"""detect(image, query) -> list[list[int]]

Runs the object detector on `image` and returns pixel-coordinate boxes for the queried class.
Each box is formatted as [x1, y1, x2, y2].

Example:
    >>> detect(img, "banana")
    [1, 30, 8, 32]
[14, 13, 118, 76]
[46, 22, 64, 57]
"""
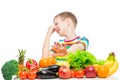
[103, 52, 115, 68]
[103, 52, 119, 76]
[108, 59, 119, 76]
[104, 60, 114, 68]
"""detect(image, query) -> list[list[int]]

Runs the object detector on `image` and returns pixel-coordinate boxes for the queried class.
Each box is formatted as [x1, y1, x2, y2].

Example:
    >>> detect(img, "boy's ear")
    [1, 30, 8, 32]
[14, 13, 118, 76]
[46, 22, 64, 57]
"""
[65, 18, 71, 26]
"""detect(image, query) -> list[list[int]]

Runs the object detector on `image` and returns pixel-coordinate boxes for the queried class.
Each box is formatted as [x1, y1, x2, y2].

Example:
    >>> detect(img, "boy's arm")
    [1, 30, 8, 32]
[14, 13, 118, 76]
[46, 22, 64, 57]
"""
[67, 43, 85, 53]
[42, 26, 55, 58]
[67, 37, 89, 53]
[51, 37, 89, 56]
[42, 34, 51, 58]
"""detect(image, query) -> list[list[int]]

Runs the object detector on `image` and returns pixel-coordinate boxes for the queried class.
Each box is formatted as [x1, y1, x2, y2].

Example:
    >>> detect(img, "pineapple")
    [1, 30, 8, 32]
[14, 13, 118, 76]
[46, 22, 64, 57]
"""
[18, 49, 26, 70]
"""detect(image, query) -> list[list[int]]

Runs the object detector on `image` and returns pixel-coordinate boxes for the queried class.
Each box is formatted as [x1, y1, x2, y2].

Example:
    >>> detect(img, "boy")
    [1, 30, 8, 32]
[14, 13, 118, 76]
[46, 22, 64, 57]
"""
[42, 11, 89, 58]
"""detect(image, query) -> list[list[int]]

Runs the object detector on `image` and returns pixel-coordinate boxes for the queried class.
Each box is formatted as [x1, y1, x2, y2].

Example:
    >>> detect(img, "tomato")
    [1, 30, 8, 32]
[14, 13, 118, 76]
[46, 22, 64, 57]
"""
[19, 70, 28, 79]
[39, 58, 50, 67]
[75, 69, 84, 78]
[71, 70, 76, 78]
[26, 58, 38, 69]
[27, 69, 37, 79]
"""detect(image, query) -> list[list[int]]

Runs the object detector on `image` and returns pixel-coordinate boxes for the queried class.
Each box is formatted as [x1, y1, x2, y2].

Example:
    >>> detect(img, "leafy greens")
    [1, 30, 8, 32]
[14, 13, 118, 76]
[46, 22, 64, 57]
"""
[67, 50, 96, 70]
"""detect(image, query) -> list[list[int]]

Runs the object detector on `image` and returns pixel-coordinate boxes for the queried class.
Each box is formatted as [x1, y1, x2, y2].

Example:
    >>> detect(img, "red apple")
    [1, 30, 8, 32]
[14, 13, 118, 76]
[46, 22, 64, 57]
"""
[84, 65, 97, 78]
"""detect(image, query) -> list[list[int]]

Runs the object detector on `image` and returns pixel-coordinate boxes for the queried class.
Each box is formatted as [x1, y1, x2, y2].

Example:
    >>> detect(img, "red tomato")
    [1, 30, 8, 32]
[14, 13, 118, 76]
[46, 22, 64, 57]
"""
[75, 69, 84, 78]
[26, 58, 38, 69]
[71, 70, 76, 78]
[27, 69, 37, 79]
[19, 70, 28, 79]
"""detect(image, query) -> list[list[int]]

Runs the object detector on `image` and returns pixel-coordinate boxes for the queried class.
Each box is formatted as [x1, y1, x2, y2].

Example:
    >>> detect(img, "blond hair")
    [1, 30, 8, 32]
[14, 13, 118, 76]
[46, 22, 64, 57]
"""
[54, 11, 77, 28]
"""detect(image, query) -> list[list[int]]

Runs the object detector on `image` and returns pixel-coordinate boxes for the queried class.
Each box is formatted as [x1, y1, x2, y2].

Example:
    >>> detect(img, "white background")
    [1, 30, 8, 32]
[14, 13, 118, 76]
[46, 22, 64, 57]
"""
[0, 0, 120, 79]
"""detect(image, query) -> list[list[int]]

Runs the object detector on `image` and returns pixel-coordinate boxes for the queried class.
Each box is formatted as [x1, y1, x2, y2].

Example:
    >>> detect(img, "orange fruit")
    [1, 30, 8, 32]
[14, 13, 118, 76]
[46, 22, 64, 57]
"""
[97, 65, 109, 78]
[39, 57, 57, 67]
[39, 58, 50, 67]
[48, 57, 57, 65]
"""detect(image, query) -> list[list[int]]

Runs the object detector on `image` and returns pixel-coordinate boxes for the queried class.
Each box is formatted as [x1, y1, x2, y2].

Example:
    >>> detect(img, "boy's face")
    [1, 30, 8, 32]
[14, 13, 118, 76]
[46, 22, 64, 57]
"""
[53, 16, 67, 36]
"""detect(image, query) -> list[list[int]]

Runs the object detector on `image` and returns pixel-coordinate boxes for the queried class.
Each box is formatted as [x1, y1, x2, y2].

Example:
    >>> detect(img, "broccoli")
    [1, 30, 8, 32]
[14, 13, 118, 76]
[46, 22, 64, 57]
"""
[1, 60, 19, 80]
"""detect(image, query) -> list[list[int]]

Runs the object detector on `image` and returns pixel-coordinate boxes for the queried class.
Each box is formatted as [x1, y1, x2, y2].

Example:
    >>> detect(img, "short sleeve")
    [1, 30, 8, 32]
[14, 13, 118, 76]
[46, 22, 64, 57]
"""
[80, 36, 89, 50]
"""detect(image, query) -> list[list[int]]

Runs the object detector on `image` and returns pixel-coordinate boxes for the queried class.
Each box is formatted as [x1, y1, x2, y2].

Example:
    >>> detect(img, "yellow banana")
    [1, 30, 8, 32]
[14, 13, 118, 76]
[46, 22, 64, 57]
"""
[108, 60, 119, 76]
[103, 52, 115, 68]
[102, 52, 119, 76]
[103, 60, 114, 68]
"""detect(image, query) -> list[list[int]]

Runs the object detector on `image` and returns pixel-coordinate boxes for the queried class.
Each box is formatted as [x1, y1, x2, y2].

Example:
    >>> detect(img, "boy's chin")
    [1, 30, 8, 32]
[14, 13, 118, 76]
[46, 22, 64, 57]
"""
[56, 31, 65, 36]
[57, 32, 64, 36]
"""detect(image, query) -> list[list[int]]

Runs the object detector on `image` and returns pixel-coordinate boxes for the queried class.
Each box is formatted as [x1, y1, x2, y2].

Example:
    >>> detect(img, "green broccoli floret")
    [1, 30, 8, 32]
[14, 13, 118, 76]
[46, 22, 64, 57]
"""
[1, 60, 19, 80]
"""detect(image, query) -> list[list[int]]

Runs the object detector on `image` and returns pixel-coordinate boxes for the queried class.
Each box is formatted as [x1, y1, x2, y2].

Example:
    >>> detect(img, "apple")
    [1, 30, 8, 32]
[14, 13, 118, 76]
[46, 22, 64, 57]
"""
[84, 65, 97, 78]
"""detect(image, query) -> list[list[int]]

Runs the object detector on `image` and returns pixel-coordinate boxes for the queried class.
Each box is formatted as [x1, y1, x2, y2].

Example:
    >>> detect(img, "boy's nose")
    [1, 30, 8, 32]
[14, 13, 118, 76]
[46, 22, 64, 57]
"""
[54, 25, 58, 29]
[55, 27, 59, 31]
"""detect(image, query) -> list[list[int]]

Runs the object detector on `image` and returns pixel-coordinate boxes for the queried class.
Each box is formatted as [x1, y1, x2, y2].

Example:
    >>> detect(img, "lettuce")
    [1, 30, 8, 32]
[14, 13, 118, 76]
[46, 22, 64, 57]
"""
[67, 50, 96, 70]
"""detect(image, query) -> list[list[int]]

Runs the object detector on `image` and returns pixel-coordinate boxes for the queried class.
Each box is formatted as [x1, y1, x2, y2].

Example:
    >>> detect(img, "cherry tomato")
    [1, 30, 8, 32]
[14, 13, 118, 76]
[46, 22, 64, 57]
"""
[71, 70, 76, 78]
[19, 70, 28, 79]
[26, 58, 38, 69]
[27, 69, 37, 79]
[75, 69, 84, 78]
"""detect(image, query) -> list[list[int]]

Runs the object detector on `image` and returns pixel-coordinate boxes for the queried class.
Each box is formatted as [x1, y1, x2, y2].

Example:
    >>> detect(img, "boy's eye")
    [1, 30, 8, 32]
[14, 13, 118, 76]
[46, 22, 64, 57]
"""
[55, 23, 58, 26]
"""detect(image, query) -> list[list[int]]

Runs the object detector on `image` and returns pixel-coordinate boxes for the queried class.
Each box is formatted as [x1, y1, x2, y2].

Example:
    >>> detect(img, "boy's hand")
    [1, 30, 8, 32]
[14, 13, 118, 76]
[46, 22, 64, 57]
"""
[51, 42, 68, 57]
[47, 25, 56, 36]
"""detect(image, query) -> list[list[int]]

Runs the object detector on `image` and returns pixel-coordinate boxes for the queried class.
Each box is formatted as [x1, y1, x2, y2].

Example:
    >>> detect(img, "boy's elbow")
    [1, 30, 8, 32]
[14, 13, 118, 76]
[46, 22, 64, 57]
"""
[68, 44, 84, 53]
[78, 43, 85, 51]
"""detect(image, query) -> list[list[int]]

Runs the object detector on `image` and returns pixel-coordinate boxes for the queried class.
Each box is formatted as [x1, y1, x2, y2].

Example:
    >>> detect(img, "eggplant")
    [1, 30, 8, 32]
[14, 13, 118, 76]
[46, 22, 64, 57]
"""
[41, 64, 61, 73]
[36, 69, 58, 79]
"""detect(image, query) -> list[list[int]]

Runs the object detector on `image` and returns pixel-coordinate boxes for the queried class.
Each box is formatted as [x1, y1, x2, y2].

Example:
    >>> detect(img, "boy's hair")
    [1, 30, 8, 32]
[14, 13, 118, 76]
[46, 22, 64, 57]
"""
[54, 11, 77, 28]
